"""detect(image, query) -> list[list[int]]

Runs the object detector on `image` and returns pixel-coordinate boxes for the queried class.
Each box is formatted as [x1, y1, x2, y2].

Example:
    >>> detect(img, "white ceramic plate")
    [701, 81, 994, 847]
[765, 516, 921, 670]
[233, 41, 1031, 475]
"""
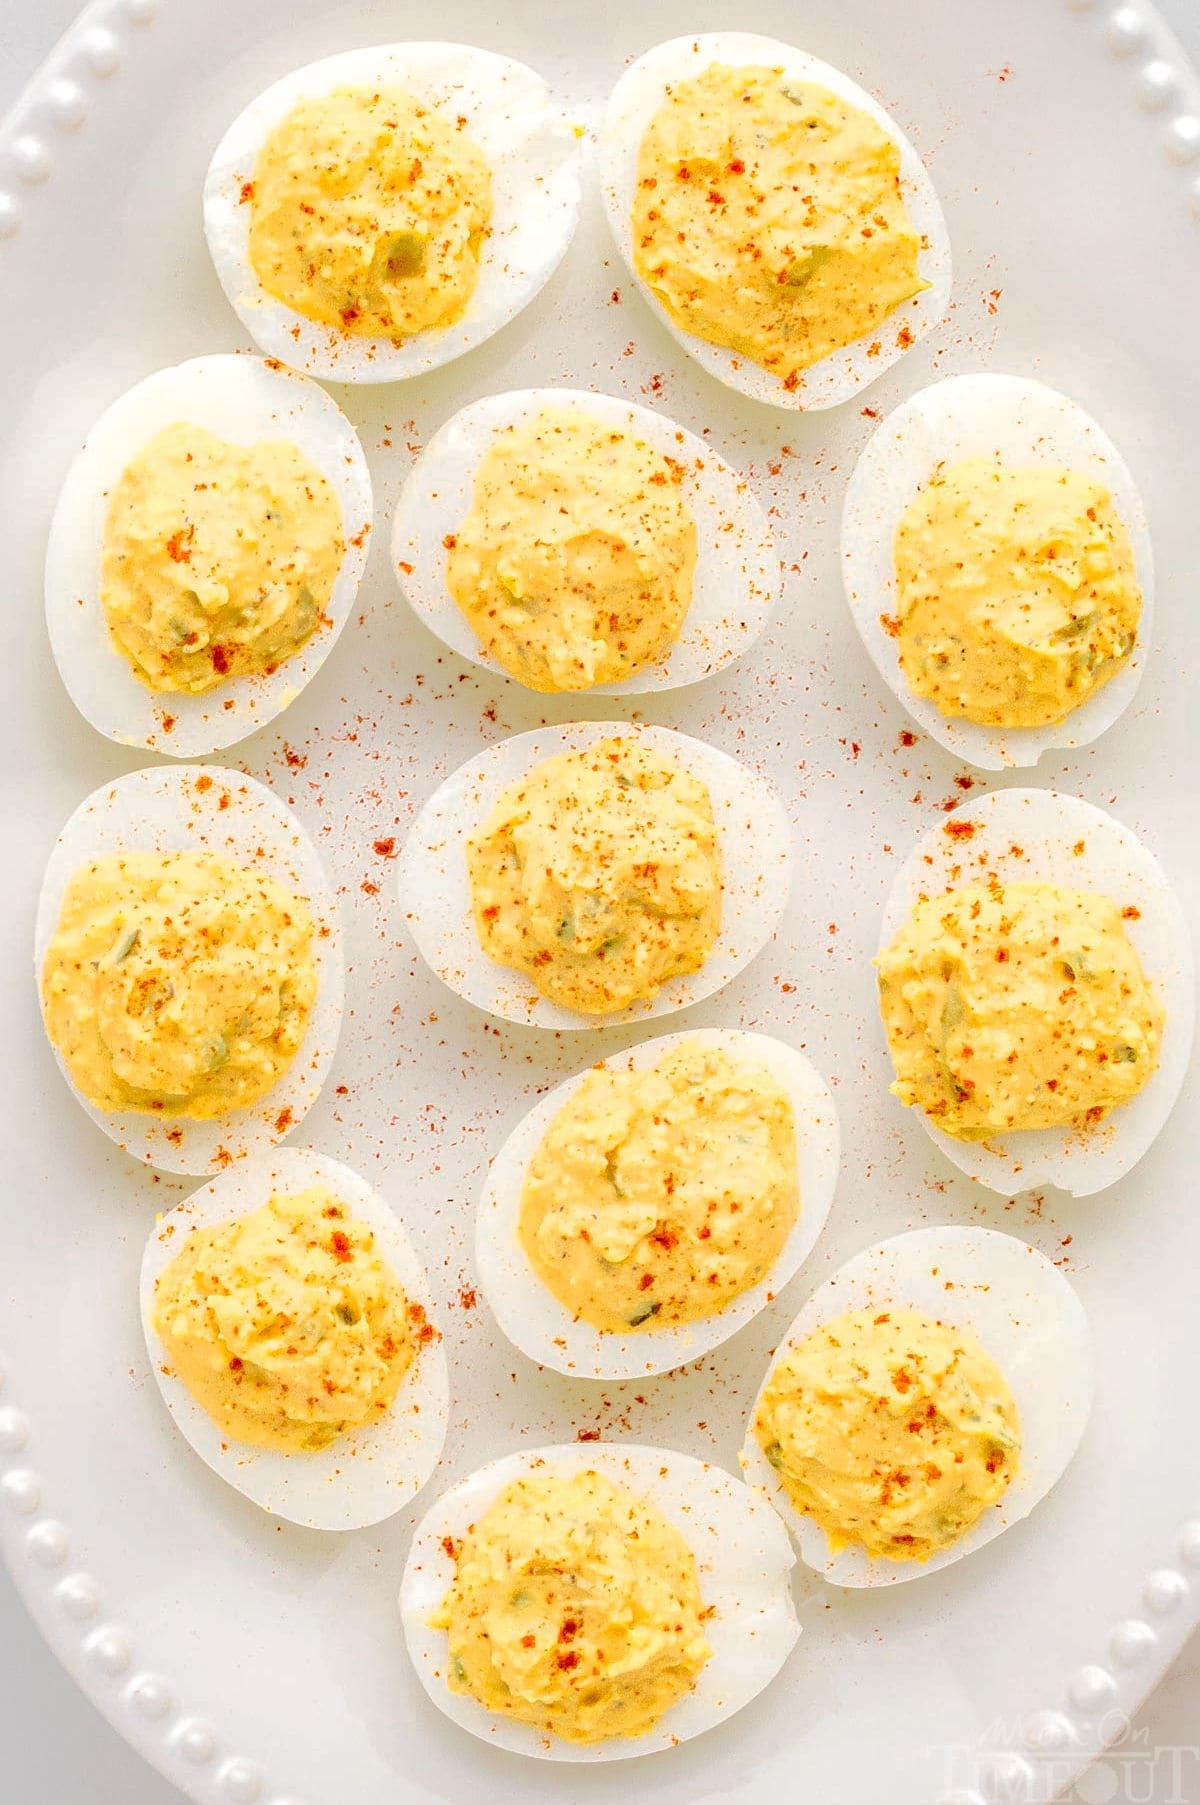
[2, 4, 1200, 1805]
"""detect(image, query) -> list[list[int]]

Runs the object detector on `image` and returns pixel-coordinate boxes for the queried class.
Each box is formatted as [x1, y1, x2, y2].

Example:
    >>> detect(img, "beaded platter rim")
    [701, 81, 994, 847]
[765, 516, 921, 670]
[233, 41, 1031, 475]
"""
[1, 1, 1199, 1802]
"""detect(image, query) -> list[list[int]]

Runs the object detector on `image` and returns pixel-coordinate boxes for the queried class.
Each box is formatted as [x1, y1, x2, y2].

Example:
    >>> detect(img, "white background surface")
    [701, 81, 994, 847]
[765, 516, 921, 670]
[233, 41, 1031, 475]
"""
[0, 3, 1197, 1802]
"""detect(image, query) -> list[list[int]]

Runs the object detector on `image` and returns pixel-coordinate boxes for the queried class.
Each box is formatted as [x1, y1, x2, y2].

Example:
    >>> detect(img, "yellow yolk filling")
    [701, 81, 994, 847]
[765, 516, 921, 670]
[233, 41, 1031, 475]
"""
[248, 85, 492, 340]
[632, 63, 925, 388]
[876, 881, 1162, 1140]
[431, 1468, 711, 1742]
[100, 422, 343, 694]
[153, 1186, 419, 1452]
[753, 1307, 1020, 1561]
[446, 408, 697, 694]
[519, 1041, 798, 1330]
[40, 850, 317, 1118]
[465, 737, 722, 1015]
[893, 460, 1142, 728]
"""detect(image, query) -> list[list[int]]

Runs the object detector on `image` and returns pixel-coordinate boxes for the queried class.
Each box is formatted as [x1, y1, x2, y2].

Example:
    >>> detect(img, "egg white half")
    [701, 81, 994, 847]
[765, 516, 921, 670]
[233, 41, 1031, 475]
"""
[599, 32, 951, 411]
[140, 1147, 449, 1531]
[398, 1441, 799, 1760]
[44, 354, 373, 757]
[34, 764, 344, 1175]
[391, 386, 778, 694]
[842, 374, 1155, 769]
[878, 787, 1193, 1196]
[741, 1225, 1093, 1587]
[396, 720, 792, 1030]
[476, 1027, 839, 1379]
[204, 43, 582, 383]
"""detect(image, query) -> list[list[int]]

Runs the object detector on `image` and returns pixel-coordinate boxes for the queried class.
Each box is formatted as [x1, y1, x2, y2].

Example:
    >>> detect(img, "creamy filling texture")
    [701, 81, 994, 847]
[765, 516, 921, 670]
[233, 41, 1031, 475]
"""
[632, 63, 925, 387]
[431, 1468, 712, 1742]
[101, 422, 343, 694]
[40, 850, 318, 1118]
[876, 880, 1162, 1139]
[519, 1041, 798, 1329]
[466, 738, 722, 1015]
[754, 1306, 1020, 1561]
[248, 85, 492, 339]
[153, 1186, 419, 1452]
[446, 408, 697, 693]
[893, 459, 1141, 728]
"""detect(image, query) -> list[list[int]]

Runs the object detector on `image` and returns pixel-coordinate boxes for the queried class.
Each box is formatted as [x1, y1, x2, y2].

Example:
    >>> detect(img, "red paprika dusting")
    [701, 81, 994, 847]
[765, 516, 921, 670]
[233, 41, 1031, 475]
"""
[166, 524, 194, 564]
[408, 1302, 436, 1344]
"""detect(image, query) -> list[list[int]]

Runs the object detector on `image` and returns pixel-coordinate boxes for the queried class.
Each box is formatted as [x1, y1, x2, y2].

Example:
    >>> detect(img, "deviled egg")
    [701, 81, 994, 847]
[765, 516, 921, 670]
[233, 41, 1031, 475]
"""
[141, 1148, 448, 1530]
[877, 787, 1193, 1196]
[476, 1028, 839, 1378]
[396, 722, 791, 1029]
[391, 387, 777, 694]
[599, 32, 951, 410]
[35, 764, 344, 1175]
[204, 43, 582, 383]
[44, 354, 372, 757]
[842, 374, 1154, 768]
[742, 1225, 1093, 1586]
[399, 1442, 798, 1758]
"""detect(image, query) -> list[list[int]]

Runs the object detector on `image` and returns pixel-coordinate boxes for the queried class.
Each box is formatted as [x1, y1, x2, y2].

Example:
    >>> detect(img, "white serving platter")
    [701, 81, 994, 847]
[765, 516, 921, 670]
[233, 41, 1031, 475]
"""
[1, 3, 1199, 1804]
